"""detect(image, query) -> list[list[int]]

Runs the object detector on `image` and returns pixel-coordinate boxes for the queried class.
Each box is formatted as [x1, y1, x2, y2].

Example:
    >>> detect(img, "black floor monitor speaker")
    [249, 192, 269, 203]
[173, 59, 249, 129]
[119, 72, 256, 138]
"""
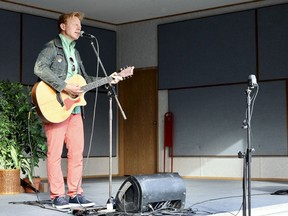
[114, 173, 186, 213]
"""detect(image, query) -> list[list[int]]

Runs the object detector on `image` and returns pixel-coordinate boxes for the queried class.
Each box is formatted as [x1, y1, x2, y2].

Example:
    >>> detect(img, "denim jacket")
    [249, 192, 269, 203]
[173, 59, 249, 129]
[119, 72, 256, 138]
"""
[34, 35, 95, 92]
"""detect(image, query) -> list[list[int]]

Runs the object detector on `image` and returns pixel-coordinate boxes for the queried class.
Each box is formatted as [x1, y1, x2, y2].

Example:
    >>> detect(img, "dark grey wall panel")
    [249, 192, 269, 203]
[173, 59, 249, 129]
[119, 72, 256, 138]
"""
[169, 81, 287, 156]
[258, 4, 288, 80]
[83, 91, 117, 157]
[0, 9, 21, 82]
[77, 26, 117, 76]
[158, 10, 256, 89]
[252, 81, 287, 155]
[22, 14, 57, 84]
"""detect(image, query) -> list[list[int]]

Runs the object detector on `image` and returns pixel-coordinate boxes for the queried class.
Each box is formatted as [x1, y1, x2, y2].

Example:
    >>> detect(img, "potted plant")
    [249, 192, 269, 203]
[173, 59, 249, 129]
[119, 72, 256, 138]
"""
[0, 88, 30, 194]
[0, 80, 47, 193]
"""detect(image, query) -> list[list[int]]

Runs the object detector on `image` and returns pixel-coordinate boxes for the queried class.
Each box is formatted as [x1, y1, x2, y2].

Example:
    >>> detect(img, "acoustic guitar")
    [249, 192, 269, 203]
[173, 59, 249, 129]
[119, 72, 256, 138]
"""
[31, 66, 133, 123]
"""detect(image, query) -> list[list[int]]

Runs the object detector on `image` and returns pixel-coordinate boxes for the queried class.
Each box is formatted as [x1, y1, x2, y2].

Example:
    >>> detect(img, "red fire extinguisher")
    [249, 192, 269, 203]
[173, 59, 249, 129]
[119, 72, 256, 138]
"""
[164, 112, 174, 172]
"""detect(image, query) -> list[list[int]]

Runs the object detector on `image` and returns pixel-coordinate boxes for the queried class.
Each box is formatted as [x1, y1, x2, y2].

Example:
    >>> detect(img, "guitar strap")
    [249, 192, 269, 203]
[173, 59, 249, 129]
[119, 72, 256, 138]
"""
[51, 39, 68, 108]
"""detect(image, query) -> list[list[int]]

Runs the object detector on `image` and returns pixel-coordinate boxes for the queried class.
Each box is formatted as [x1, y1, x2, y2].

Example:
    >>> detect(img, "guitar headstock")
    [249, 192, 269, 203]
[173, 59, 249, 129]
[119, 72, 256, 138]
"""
[118, 66, 134, 79]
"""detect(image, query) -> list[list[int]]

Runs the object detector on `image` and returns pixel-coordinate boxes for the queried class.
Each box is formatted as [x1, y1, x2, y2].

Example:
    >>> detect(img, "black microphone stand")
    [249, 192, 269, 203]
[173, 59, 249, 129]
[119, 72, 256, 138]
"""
[243, 86, 253, 216]
[88, 36, 127, 212]
[240, 81, 258, 216]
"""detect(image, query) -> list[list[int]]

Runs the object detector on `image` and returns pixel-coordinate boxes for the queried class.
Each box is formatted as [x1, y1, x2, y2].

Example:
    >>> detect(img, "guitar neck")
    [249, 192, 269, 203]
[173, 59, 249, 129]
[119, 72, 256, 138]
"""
[81, 77, 113, 92]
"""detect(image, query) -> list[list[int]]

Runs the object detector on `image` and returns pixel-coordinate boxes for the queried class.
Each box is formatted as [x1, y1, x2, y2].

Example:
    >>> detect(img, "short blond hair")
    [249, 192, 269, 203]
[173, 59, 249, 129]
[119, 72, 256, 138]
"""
[57, 12, 84, 33]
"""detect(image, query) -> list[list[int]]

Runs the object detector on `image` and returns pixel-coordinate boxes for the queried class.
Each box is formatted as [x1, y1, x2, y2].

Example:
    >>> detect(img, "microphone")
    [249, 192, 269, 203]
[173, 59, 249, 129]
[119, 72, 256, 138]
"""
[248, 74, 257, 88]
[80, 31, 95, 38]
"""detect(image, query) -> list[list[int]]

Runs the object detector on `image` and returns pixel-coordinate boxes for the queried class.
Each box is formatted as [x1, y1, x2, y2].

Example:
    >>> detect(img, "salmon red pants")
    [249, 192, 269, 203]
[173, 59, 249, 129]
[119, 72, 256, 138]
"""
[44, 114, 84, 199]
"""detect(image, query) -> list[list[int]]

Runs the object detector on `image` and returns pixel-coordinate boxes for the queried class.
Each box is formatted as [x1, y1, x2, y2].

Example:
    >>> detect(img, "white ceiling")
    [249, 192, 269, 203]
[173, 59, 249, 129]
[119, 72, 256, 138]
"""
[4, 0, 261, 25]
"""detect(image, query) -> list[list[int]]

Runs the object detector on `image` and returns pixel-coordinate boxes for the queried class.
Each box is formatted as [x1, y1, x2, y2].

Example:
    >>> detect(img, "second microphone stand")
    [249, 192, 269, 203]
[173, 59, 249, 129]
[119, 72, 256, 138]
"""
[240, 83, 258, 216]
[243, 87, 253, 216]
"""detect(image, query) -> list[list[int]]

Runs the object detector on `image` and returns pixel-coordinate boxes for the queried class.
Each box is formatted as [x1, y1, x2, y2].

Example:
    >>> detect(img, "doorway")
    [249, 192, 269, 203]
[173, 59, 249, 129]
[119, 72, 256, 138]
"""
[118, 67, 158, 175]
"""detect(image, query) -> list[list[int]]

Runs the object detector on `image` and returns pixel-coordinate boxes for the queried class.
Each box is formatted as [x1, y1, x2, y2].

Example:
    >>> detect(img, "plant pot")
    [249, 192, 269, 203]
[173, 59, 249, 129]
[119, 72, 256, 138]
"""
[0, 169, 20, 194]
[23, 177, 41, 193]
